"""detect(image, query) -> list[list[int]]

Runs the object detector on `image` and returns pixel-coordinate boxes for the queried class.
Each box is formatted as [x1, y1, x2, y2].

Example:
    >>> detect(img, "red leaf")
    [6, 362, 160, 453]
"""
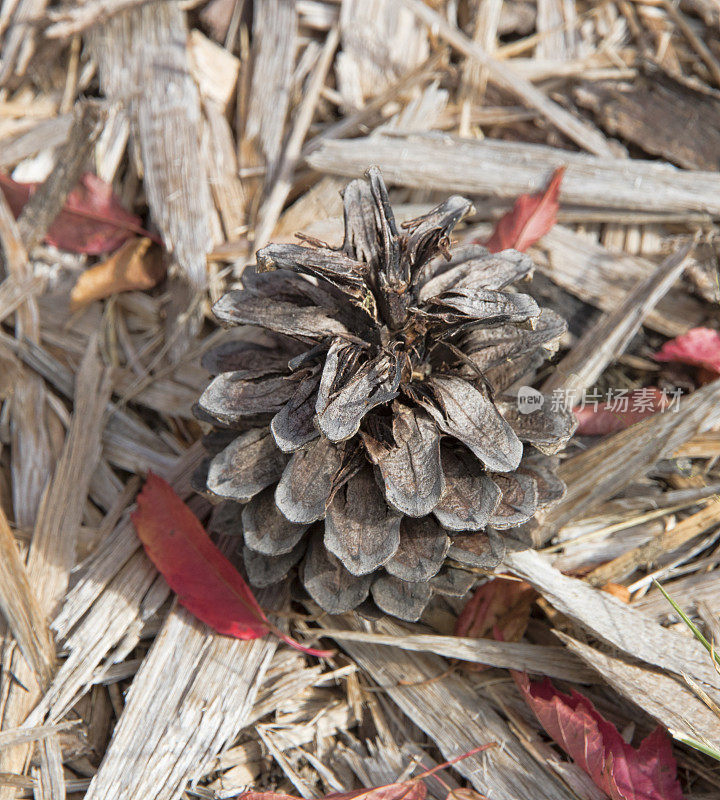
[131, 473, 332, 657]
[573, 388, 669, 435]
[654, 327, 720, 375]
[0, 172, 151, 254]
[513, 672, 684, 800]
[455, 577, 536, 670]
[484, 166, 565, 253]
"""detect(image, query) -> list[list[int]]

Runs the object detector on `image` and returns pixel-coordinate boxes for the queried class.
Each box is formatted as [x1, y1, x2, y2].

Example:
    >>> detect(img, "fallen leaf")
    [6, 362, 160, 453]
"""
[0, 172, 150, 254]
[573, 388, 670, 435]
[454, 577, 536, 670]
[484, 166, 565, 253]
[131, 472, 331, 657]
[513, 672, 684, 800]
[654, 327, 720, 378]
[70, 237, 166, 309]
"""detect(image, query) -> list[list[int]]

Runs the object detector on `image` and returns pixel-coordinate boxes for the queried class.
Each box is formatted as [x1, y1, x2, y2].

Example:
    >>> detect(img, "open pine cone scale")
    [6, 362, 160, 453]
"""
[197, 167, 575, 621]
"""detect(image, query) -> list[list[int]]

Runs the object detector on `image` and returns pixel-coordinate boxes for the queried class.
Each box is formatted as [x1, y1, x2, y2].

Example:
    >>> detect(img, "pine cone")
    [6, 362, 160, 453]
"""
[197, 168, 575, 621]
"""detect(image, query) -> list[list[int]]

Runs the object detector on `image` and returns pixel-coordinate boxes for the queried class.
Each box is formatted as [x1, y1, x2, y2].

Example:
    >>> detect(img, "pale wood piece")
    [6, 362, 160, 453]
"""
[26, 336, 113, 618]
[541, 243, 692, 395]
[560, 633, 720, 747]
[319, 628, 595, 682]
[506, 549, 720, 694]
[335, 0, 428, 108]
[326, 615, 578, 800]
[82, 603, 278, 800]
[536, 378, 720, 542]
[306, 132, 720, 215]
[91, 1, 212, 291]
[243, 0, 297, 185]
[400, 0, 615, 156]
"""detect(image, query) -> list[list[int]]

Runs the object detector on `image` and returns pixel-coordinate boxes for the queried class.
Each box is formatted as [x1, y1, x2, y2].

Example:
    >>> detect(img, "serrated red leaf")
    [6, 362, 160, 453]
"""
[513, 672, 684, 800]
[0, 172, 150, 254]
[573, 388, 669, 435]
[654, 327, 720, 375]
[484, 166, 565, 253]
[454, 577, 536, 670]
[131, 473, 332, 657]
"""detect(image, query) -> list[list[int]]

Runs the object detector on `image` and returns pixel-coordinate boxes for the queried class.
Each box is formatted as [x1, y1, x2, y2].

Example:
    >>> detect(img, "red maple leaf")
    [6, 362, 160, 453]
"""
[0, 172, 152, 254]
[131, 472, 332, 657]
[513, 672, 684, 800]
[484, 166, 565, 253]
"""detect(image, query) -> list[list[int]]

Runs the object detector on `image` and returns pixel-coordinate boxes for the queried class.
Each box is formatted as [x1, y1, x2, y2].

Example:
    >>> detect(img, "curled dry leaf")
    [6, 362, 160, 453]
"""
[0, 172, 149, 254]
[483, 166, 565, 253]
[573, 388, 670, 435]
[654, 327, 720, 379]
[513, 671, 684, 800]
[131, 472, 332, 657]
[70, 237, 166, 309]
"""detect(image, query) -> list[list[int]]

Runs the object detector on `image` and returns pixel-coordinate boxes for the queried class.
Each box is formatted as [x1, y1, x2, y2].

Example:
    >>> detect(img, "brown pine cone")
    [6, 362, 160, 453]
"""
[196, 168, 574, 621]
